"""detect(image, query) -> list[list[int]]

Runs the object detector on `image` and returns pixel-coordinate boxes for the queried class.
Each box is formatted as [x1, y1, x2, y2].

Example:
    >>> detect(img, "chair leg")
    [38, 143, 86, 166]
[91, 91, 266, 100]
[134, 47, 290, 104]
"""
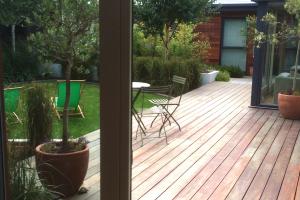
[78, 105, 85, 118]
[158, 113, 168, 144]
[150, 114, 160, 127]
[140, 129, 144, 147]
[135, 125, 139, 140]
[170, 115, 181, 131]
[53, 108, 61, 120]
[164, 107, 181, 131]
[13, 112, 22, 124]
[51, 97, 61, 120]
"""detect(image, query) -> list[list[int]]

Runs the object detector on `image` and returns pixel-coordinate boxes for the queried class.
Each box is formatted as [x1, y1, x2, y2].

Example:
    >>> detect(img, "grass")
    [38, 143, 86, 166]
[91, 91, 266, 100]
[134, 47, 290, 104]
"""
[6, 81, 155, 139]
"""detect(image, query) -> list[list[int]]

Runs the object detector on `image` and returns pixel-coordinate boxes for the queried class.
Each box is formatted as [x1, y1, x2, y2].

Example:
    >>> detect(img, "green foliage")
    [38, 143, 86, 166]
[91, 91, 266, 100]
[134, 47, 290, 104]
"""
[26, 85, 52, 152]
[215, 71, 230, 82]
[134, 0, 214, 36]
[285, 0, 300, 24]
[9, 147, 55, 200]
[134, 0, 215, 59]
[0, 0, 41, 26]
[133, 23, 211, 61]
[3, 41, 40, 83]
[133, 57, 203, 91]
[29, 0, 99, 78]
[133, 25, 163, 57]
[169, 24, 211, 59]
[220, 66, 244, 78]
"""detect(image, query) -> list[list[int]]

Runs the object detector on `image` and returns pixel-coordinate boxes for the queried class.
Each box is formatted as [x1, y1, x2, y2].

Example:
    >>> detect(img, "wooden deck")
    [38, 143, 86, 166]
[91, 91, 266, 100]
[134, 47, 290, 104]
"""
[70, 78, 300, 200]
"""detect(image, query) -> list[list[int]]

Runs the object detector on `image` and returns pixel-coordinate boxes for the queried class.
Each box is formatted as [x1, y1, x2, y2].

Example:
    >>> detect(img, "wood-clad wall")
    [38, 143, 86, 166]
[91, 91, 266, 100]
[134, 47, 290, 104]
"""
[195, 16, 222, 65]
[195, 11, 255, 75]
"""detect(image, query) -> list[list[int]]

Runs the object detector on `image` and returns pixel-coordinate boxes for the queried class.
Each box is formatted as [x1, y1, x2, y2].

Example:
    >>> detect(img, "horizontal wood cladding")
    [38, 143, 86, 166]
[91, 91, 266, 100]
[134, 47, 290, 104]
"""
[195, 16, 222, 65]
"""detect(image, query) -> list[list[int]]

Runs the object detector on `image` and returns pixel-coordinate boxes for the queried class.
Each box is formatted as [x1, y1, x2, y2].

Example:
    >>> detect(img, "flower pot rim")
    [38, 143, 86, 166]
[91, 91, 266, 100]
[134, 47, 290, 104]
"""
[36, 142, 89, 156]
[200, 70, 219, 75]
[278, 92, 300, 98]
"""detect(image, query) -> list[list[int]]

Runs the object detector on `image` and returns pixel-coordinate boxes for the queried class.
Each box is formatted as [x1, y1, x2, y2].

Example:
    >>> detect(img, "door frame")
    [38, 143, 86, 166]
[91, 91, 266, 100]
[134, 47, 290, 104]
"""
[100, 0, 132, 199]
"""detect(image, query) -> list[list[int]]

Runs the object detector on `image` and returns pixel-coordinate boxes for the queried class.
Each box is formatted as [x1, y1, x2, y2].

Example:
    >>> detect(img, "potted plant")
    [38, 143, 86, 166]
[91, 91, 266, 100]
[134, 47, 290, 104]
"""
[30, 0, 98, 197]
[248, 0, 300, 119]
[278, 0, 300, 119]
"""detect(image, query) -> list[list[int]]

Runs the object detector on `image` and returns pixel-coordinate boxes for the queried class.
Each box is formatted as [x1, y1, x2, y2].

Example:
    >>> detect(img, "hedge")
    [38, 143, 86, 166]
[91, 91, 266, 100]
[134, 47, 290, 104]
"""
[133, 57, 204, 93]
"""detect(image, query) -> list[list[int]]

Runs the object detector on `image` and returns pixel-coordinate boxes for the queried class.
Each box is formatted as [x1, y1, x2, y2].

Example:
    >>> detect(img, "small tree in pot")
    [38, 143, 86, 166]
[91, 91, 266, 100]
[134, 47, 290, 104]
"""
[247, 0, 300, 119]
[30, 0, 98, 197]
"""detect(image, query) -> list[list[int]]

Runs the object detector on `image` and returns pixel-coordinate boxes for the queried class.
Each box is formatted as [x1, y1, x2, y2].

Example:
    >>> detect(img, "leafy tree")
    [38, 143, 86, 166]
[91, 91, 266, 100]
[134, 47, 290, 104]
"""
[30, 0, 98, 151]
[134, 0, 215, 60]
[169, 23, 211, 59]
[0, 0, 41, 52]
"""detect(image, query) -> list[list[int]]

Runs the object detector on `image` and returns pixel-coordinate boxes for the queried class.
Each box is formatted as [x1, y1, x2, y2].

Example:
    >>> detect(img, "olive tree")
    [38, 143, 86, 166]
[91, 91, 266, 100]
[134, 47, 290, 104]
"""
[31, 0, 98, 151]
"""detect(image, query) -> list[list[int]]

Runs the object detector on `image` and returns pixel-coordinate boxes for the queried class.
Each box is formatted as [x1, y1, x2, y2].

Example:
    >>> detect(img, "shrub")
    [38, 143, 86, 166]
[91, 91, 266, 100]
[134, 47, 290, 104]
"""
[26, 85, 52, 153]
[4, 41, 40, 83]
[220, 65, 244, 78]
[133, 57, 154, 82]
[133, 56, 203, 93]
[9, 145, 55, 200]
[215, 71, 230, 82]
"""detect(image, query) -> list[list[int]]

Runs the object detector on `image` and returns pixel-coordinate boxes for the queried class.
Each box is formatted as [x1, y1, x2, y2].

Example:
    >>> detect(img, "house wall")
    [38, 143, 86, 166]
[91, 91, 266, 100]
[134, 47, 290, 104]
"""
[195, 16, 222, 65]
[195, 11, 255, 75]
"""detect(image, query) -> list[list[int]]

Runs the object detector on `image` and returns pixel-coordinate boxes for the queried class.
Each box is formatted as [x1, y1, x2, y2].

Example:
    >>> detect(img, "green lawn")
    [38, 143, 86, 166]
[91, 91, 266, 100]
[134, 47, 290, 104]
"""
[6, 81, 156, 139]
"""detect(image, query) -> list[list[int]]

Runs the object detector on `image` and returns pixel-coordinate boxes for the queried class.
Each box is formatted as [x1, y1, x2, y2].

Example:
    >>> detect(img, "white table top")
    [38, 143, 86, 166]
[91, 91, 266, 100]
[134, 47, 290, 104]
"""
[132, 82, 150, 89]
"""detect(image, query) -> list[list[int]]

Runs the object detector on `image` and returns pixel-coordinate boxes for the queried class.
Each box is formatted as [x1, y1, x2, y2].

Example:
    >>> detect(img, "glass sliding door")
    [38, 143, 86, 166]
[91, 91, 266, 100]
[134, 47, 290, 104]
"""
[0, 0, 105, 199]
[221, 18, 247, 71]
[260, 11, 300, 105]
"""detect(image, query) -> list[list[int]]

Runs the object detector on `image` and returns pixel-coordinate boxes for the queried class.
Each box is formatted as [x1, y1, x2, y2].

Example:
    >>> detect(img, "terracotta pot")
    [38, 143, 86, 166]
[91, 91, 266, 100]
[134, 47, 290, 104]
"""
[35, 143, 89, 198]
[278, 93, 300, 120]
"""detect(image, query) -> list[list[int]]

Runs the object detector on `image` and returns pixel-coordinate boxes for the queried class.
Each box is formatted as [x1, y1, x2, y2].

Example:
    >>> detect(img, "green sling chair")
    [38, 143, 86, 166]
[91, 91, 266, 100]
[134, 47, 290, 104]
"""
[51, 80, 85, 119]
[4, 87, 23, 123]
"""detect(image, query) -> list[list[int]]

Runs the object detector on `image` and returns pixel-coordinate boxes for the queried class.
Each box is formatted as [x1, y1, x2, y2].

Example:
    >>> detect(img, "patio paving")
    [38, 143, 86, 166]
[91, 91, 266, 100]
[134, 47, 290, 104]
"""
[70, 78, 300, 200]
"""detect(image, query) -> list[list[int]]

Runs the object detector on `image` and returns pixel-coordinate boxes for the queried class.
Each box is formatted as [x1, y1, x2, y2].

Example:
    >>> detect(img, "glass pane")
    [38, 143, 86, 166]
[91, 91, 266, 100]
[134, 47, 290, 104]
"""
[221, 49, 247, 71]
[260, 16, 300, 105]
[2, 1, 100, 199]
[223, 19, 247, 47]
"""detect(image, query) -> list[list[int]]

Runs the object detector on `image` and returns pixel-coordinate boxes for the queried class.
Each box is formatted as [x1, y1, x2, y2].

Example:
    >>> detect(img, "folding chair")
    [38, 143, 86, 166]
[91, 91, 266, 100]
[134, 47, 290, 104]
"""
[136, 85, 172, 145]
[51, 80, 85, 119]
[149, 75, 186, 135]
[4, 87, 23, 123]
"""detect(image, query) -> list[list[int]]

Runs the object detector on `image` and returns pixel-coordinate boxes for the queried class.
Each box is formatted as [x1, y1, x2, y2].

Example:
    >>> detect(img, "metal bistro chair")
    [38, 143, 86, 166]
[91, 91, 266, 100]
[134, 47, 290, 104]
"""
[137, 85, 172, 145]
[149, 75, 187, 138]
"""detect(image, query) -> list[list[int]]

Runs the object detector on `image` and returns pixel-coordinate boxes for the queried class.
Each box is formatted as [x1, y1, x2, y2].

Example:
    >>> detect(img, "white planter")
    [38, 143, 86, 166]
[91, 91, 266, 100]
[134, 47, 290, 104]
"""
[200, 70, 219, 85]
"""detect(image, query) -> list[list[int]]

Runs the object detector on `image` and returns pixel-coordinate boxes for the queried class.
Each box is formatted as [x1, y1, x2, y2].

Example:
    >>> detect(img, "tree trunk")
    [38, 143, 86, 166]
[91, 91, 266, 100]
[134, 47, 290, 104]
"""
[11, 24, 16, 53]
[62, 59, 72, 149]
[293, 39, 300, 92]
[163, 24, 170, 60]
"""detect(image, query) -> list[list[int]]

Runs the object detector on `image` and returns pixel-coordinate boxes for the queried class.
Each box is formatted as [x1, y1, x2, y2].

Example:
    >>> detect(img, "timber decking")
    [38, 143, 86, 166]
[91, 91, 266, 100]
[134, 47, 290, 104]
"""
[70, 78, 300, 200]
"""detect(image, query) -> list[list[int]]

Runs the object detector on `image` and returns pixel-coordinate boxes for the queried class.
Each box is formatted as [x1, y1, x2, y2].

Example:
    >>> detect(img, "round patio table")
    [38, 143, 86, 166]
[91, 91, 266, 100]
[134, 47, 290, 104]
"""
[132, 82, 150, 89]
[132, 82, 150, 137]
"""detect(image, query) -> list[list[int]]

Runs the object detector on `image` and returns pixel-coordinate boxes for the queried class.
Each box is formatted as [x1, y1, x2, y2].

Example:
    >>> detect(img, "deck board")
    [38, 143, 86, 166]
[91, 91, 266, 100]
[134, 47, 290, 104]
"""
[69, 78, 300, 200]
